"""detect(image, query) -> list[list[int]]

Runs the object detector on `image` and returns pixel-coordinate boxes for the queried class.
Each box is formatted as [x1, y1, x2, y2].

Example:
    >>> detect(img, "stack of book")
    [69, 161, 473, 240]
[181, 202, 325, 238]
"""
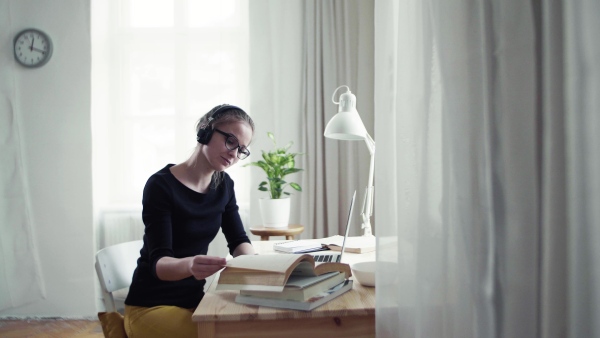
[216, 254, 353, 311]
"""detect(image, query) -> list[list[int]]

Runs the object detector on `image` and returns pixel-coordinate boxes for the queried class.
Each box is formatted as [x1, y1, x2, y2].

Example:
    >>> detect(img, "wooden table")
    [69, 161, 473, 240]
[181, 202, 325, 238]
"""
[248, 224, 305, 241]
[192, 240, 375, 338]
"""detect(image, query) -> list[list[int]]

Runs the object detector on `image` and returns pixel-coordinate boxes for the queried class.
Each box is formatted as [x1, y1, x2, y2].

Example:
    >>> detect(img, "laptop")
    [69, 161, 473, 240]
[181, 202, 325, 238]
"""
[309, 190, 356, 263]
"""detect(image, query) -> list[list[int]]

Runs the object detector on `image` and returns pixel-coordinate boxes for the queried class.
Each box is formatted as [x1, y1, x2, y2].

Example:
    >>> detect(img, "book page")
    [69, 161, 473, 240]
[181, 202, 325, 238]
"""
[225, 254, 310, 273]
[314, 262, 352, 279]
[285, 271, 340, 288]
[289, 261, 319, 277]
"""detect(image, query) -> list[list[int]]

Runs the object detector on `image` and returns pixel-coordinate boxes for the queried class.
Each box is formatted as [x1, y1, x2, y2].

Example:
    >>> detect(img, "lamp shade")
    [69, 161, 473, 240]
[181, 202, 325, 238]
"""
[324, 90, 367, 140]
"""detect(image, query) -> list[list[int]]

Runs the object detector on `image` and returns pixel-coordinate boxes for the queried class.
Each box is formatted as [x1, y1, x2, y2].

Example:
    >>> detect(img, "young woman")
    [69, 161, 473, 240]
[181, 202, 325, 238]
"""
[124, 104, 256, 337]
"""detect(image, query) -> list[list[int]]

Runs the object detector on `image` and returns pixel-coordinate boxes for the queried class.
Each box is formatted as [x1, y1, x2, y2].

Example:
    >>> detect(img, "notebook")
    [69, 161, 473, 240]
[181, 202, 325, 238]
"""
[272, 240, 324, 253]
[308, 190, 356, 263]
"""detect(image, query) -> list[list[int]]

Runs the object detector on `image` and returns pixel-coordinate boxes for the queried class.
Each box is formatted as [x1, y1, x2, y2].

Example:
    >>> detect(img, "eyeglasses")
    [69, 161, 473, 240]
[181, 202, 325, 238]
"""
[214, 129, 251, 160]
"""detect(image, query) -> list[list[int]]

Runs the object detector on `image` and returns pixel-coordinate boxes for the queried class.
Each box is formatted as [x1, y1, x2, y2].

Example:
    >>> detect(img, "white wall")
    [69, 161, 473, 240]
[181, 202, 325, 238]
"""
[0, 0, 94, 317]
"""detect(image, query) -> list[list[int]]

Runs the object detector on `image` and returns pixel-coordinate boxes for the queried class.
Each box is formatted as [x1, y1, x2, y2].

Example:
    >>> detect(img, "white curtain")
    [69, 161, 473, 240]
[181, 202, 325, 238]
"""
[0, 0, 45, 312]
[92, 0, 251, 254]
[248, 0, 374, 238]
[374, 1, 600, 337]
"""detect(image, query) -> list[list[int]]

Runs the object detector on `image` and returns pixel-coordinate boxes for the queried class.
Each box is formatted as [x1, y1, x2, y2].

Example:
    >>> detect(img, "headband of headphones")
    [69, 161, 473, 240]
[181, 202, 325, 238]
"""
[196, 104, 244, 144]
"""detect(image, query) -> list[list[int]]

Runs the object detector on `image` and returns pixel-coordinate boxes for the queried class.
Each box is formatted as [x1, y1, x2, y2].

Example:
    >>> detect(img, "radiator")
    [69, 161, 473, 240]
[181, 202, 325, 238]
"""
[96, 209, 144, 249]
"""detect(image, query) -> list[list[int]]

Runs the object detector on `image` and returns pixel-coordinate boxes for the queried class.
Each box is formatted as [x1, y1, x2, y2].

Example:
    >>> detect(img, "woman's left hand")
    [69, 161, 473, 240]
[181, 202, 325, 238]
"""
[188, 255, 227, 280]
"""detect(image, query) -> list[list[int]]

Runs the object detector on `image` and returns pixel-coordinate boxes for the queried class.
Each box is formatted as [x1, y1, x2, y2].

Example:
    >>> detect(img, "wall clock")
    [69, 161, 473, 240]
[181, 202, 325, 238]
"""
[14, 28, 53, 68]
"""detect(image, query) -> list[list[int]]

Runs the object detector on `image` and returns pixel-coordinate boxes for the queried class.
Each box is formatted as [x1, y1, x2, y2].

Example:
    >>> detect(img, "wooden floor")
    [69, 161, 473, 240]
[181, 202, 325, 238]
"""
[0, 319, 104, 338]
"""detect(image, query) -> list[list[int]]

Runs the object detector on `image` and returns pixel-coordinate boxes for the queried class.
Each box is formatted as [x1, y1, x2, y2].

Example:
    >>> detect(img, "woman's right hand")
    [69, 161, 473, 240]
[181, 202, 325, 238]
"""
[188, 255, 227, 280]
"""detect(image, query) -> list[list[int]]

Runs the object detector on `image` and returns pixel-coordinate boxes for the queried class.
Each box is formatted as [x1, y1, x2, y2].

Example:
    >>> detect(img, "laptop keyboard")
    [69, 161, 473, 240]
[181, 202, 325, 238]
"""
[312, 254, 341, 263]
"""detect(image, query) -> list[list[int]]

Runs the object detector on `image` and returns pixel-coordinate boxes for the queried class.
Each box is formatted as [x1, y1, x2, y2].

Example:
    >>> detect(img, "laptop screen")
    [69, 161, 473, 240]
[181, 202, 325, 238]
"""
[310, 190, 356, 263]
[338, 190, 356, 261]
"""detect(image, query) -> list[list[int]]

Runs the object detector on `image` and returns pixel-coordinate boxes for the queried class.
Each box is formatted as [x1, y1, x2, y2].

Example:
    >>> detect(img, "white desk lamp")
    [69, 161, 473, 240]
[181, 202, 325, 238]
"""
[324, 85, 375, 237]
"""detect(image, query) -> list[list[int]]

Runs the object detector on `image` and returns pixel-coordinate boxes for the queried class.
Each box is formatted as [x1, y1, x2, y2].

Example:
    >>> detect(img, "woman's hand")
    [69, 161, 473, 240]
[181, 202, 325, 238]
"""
[188, 255, 227, 280]
[156, 255, 226, 281]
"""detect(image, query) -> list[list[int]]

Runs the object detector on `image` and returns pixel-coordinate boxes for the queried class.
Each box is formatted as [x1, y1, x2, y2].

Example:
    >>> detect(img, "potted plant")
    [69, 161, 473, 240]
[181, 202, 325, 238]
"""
[245, 132, 303, 228]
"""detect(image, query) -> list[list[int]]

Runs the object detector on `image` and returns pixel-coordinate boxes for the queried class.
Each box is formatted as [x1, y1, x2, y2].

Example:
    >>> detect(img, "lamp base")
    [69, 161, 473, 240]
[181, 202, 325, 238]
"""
[361, 222, 375, 238]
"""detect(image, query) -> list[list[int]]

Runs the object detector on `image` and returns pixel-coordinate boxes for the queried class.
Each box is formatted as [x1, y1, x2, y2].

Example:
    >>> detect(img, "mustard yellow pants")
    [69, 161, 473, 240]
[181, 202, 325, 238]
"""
[124, 305, 197, 338]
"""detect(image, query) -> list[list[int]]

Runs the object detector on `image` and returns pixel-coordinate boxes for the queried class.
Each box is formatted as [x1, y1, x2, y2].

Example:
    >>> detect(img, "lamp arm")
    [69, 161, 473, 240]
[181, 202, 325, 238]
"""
[360, 133, 375, 237]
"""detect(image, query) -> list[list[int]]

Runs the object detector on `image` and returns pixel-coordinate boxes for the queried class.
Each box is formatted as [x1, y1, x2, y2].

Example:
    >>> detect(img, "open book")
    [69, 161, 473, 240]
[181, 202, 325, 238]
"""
[216, 254, 351, 292]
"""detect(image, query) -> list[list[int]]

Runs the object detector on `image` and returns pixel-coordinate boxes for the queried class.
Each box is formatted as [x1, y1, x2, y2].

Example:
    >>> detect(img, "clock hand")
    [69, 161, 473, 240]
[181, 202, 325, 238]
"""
[30, 37, 34, 51]
[31, 47, 46, 54]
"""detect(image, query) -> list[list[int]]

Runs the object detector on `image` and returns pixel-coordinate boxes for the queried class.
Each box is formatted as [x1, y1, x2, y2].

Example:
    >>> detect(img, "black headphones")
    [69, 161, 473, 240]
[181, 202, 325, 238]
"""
[196, 104, 244, 144]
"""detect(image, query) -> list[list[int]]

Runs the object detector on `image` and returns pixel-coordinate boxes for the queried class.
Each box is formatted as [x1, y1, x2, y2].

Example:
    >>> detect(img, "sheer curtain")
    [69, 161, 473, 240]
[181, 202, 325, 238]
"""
[374, 1, 599, 337]
[0, 2, 45, 311]
[92, 0, 251, 253]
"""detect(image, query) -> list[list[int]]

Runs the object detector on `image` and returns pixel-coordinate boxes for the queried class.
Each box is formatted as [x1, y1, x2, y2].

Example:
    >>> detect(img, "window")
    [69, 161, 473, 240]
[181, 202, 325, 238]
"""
[92, 0, 250, 215]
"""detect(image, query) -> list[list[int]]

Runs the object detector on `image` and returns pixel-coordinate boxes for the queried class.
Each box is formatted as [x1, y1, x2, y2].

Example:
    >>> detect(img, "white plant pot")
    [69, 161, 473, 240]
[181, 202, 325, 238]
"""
[259, 197, 290, 228]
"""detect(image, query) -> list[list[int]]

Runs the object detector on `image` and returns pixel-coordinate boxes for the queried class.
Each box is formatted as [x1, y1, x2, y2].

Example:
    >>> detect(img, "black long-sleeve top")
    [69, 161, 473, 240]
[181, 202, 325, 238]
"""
[125, 164, 251, 309]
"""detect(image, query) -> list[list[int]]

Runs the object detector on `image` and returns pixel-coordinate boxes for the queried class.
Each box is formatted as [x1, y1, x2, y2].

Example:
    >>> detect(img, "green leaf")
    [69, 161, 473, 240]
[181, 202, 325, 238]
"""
[282, 168, 302, 176]
[257, 164, 271, 174]
[262, 152, 271, 163]
[245, 132, 303, 197]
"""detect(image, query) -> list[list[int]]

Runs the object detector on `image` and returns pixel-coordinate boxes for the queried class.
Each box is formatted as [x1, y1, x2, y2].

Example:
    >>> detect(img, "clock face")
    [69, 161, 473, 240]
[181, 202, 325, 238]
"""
[14, 29, 53, 68]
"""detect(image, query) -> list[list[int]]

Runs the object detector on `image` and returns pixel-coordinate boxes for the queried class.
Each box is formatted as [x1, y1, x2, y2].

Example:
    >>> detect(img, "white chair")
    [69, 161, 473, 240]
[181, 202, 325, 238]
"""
[95, 240, 143, 313]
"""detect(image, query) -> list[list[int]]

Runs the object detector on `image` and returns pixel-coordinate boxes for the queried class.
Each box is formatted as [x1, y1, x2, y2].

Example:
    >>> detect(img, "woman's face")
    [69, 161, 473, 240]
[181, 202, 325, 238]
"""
[202, 121, 253, 172]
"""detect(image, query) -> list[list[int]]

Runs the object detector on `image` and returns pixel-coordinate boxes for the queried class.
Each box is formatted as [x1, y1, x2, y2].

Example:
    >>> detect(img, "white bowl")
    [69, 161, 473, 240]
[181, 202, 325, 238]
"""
[351, 261, 376, 287]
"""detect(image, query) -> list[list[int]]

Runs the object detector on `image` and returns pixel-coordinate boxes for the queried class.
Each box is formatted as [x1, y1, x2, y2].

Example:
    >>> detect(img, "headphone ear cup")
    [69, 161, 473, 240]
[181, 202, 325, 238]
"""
[197, 125, 213, 145]
[196, 104, 243, 144]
